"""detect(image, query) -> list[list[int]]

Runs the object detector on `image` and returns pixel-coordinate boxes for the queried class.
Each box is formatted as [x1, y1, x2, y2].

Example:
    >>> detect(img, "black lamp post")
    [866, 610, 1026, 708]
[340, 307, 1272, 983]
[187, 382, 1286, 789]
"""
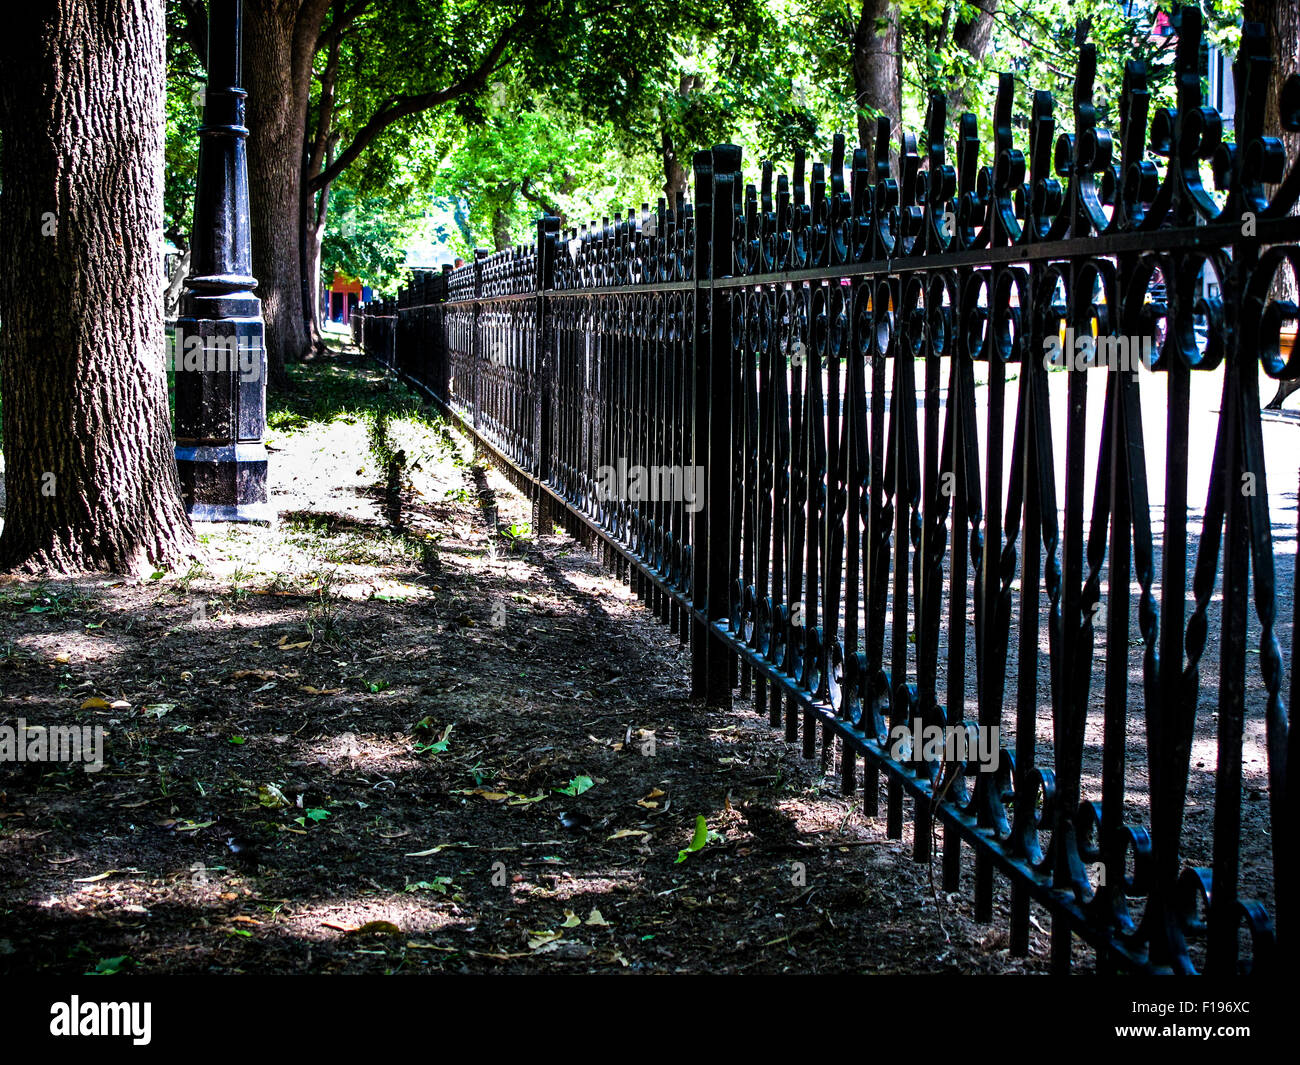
[173, 0, 271, 523]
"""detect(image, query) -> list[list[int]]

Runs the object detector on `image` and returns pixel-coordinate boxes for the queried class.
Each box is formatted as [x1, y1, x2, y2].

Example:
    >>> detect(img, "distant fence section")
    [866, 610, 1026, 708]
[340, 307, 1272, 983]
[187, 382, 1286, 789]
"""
[357, 7, 1299, 975]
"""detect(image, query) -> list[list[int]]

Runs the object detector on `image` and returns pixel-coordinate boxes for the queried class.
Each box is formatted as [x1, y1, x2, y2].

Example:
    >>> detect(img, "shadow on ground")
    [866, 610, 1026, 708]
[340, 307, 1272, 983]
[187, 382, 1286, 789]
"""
[0, 351, 1054, 974]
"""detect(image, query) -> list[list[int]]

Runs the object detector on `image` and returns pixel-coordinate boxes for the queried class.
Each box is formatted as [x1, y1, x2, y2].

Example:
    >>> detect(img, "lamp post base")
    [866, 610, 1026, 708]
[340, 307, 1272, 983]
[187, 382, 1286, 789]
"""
[175, 442, 271, 525]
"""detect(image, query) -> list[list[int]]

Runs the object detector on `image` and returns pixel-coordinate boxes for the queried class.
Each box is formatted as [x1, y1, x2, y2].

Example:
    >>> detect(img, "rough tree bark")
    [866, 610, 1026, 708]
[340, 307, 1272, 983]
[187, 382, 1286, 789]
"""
[244, 0, 333, 390]
[0, 0, 197, 573]
[853, 0, 902, 154]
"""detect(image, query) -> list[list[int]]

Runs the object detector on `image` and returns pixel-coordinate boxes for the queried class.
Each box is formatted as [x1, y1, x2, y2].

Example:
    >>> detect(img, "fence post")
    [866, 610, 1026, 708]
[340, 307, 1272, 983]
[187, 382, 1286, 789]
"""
[395, 282, 405, 377]
[689, 145, 739, 708]
[388, 298, 396, 373]
[707, 146, 741, 708]
[471, 249, 488, 430]
[689, 151, 713, 700]
[437, 264, 452, 402]
[412, 270, 425, 386]
[534, 216, 558, 531]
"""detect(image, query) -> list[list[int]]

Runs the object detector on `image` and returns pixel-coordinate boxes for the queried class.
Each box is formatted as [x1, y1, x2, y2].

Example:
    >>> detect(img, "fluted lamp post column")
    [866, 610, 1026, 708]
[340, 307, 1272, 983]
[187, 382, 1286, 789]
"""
[173, 0, 271, 523]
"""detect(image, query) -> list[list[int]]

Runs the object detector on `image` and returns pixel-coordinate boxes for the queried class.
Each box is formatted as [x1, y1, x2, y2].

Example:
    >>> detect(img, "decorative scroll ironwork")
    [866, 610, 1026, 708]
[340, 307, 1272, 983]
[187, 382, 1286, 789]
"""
[359, 7, 1299, 974]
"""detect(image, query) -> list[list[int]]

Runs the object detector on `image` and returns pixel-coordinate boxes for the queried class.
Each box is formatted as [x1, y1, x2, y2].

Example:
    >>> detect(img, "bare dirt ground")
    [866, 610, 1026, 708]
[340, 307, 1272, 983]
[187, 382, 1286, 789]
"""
[0, 352, 1053, 975]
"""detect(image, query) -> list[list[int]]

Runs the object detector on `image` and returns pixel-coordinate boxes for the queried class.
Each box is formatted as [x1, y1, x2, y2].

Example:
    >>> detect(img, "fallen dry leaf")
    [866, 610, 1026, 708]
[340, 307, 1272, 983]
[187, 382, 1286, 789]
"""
[230, 669, 278, 682]
[527, 930, 563, 950]
[72, 871, 117, 883]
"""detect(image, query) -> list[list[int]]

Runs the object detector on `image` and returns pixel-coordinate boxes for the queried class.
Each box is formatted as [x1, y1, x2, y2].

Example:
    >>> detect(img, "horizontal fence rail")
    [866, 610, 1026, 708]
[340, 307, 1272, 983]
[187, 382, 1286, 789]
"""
[358, 8, 1299, 974]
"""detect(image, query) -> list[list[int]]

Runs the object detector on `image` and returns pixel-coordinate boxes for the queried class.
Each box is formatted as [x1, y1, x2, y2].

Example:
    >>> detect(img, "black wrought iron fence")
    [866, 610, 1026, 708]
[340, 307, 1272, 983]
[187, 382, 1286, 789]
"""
[358, 7, 1299, 975]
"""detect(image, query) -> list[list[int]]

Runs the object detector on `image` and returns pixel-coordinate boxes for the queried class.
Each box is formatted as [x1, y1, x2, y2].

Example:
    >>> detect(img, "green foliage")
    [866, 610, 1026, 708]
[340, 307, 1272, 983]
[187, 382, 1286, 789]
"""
[322, 183, 425, 297]
[425, 0, 1252, 246]
[164, 2, 204, 243]
[164, 74, 200, 242]
[413, 720, 454, 754]
[404, 877, 455, 893]
[162, 0, 1257, 290]
[432, 95, 661, 251]
[86, 955, 130, 976]
[428, 1, 844, 247]
[675, 814, 717, 862]
[555, 774, 594, 796]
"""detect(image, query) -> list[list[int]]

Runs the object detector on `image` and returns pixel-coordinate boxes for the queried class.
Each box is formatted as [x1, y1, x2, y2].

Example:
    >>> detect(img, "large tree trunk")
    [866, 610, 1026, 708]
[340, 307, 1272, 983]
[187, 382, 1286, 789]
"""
[0, 0, 196, 573]
[245, 0, 325, 390]
[853, 0, 902, 154]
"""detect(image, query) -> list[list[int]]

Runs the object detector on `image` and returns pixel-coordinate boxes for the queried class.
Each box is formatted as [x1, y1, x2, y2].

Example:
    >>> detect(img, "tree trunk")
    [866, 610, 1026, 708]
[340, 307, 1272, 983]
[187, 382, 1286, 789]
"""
[1247, 0, 1300, 168]
[0, 0, 196, 573]
[245, 0, 326, 390]
[661, 128, 690, 209]
[660, 73, 698, 207]
[302, 29, 339, 354]
[946, 0, 998, 118]
[1246, 0, 1300, 409]
[164, 242, 192, 321]
[853, 0, 902, 155]
[493, 203, 514, 251]
[305, 181, 330, 351]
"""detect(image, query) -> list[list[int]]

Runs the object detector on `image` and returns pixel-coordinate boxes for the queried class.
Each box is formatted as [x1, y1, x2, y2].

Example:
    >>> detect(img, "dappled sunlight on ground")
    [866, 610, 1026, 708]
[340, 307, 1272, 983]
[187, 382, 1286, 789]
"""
[1, 352, 1062, 974]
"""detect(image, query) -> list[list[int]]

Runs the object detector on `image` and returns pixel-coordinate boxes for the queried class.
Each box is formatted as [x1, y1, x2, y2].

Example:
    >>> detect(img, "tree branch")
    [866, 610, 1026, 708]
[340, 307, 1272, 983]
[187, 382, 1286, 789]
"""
[520, 176, 565, 224]
[307, 14, 524, 192]
[176, 0, 209, 69]
[316, 0, 371, 54]
[306, 26, 343, 184]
